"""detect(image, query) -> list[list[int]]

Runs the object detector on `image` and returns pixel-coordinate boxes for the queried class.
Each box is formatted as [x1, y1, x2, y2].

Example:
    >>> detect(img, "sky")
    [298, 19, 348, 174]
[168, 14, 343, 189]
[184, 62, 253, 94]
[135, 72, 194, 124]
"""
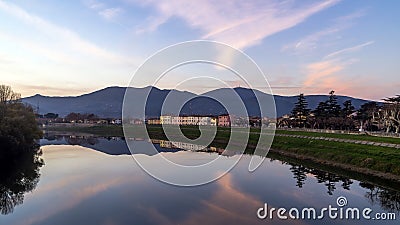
[0, 0, 399, 100]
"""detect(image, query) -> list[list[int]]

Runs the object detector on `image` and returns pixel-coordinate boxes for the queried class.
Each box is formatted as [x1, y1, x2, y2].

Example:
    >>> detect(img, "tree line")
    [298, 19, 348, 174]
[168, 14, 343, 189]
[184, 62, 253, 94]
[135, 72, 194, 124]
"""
[0, 85, 42, 158]
[279, 90, 400, 133]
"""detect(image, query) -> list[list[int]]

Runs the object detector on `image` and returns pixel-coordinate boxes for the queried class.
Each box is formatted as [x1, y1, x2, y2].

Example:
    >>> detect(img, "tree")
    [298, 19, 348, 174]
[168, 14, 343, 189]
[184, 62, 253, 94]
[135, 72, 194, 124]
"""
[311, 91, 342, 129]
[291, 93, 310, 127]
[326, 90, 341, 117]
[341, 100, 356, 130]
[0, 85, 42, 157]
[65, 112, 81, 122]
[44, 113, 59, 119]
[357, 102, 379, 132]
[312, 101, 329, 129]
[380, 95, 400, 133]
[342, 100, 355, 117]
[0, 85, 21, 104]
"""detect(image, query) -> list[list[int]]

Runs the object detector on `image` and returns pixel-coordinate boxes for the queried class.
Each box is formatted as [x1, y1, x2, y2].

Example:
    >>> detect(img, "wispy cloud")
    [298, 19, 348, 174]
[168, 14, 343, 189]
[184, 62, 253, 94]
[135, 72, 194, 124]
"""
[84, 0, 105, 10]
[0, 1, 133, 65]
[282, 9, 367, 54]
[132, 0, 340, 49]
[98, 7, 123, 20]
[324, 41, 374, 58]
[303, 59, 344, 87]
[84, 0, 123, 20]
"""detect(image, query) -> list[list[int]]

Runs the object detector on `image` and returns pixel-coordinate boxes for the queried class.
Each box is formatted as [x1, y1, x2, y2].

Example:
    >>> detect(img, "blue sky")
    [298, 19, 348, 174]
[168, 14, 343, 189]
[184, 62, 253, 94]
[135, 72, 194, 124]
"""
[0, 0, 399, 100]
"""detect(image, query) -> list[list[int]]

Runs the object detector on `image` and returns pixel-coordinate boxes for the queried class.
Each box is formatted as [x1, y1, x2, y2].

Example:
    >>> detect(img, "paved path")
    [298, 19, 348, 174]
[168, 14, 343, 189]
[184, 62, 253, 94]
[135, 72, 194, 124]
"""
[275, 134, 400, 149]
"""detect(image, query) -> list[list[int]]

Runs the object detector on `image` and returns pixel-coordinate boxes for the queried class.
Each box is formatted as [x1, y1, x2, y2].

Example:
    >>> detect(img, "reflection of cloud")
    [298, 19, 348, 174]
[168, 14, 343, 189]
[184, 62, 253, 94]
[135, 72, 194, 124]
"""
[19, 178, 128, 225]
[16, 146, 141, 225]
[133, 0, 339, 49]
[141, 173, 306, 225]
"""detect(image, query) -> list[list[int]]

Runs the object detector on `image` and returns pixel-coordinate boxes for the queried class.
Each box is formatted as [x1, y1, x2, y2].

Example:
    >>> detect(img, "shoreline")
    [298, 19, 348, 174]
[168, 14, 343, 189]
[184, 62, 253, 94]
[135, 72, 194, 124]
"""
[42, 125, 400, 185]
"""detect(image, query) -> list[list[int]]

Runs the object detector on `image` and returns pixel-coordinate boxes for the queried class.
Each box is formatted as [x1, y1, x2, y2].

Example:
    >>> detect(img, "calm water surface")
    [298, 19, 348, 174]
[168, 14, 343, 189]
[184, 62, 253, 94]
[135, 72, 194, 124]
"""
[1, 134, 399, 225]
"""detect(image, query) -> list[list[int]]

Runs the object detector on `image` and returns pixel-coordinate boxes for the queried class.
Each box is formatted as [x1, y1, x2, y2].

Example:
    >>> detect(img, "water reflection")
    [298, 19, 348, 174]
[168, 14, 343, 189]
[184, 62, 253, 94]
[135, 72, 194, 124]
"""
[288, 164, 353, 194]
[41, 133, 239, 156]
[0, 148, 43, 215]
[2, 132, 396, 224]
[361, 182, 400, 213]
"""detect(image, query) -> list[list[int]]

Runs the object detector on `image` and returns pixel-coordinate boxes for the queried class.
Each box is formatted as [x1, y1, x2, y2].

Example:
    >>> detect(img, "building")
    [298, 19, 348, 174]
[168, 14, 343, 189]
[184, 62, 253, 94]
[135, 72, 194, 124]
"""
[157, 115, 219, 126]
[218, 114, 231, 127]
[249, 116, 261, 127]
[198, 116, 212, 126]
[146, 118, 161, 125]
[160, 115, 173, 125]
[111, 119, 122, 125]
[210, 117, 217, 126]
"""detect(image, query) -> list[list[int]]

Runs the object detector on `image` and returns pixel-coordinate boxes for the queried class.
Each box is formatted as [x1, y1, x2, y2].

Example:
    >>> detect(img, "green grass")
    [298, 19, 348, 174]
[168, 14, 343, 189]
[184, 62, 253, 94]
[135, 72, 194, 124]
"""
[271, 136, 400, 175]
[275, 129, 400, 144]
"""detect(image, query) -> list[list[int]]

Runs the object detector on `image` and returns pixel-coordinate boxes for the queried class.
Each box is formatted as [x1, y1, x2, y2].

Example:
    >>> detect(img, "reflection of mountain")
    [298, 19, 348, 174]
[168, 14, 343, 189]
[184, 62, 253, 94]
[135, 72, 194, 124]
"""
[0, 149, 43, 215]
[22, 86, 372, 118]
[41, 135, 131, 155]
[41, 134, 241, 157]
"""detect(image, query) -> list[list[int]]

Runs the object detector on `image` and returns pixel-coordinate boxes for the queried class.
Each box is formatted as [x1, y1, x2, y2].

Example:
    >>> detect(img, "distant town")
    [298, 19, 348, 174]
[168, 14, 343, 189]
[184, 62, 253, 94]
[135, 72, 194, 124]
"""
[37, 112, 276, 128]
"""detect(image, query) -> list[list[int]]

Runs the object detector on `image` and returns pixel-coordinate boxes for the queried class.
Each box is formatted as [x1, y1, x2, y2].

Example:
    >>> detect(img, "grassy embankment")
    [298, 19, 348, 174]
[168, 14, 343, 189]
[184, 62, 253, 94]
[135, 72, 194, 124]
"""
[44, 124, 400, 181]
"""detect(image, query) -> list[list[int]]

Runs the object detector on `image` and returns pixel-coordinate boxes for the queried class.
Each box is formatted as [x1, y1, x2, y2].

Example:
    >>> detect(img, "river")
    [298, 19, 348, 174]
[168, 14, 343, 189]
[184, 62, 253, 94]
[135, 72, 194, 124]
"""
[1, 133, 399, 225]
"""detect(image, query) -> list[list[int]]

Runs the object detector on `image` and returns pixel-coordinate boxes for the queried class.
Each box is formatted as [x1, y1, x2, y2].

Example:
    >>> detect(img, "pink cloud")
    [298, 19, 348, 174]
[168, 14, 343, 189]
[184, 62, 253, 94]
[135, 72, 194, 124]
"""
[133, 0, 340, 49]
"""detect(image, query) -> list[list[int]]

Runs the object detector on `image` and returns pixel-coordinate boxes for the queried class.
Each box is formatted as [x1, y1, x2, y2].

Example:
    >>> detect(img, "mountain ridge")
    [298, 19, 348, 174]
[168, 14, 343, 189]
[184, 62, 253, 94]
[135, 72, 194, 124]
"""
[22, 86, 375, 118]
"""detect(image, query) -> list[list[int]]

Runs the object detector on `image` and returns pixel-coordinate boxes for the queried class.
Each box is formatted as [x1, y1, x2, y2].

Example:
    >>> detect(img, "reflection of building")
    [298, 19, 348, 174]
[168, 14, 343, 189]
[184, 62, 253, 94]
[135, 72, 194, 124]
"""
[218, 114, 231, 127]
[171, 141, 207, 151]
[153, 139, 239, 157]
[159, 140, 172, 148]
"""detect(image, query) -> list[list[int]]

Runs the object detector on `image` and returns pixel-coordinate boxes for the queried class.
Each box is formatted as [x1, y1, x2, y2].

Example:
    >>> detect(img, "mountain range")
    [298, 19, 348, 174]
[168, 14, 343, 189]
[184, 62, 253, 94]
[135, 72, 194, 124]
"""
[22, 86, 374, 118]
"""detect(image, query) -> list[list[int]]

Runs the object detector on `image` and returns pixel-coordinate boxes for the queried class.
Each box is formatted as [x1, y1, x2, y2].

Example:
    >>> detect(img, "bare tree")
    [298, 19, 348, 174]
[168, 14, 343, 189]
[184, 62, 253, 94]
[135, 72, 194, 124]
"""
[379, 95, 400, 133]
[0, 85, 21, 104]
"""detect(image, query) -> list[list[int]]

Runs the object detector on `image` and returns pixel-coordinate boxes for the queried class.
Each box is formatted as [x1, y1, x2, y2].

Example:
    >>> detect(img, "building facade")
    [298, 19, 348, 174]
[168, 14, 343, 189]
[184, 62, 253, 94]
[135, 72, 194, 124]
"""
[218, 115, 231, 127]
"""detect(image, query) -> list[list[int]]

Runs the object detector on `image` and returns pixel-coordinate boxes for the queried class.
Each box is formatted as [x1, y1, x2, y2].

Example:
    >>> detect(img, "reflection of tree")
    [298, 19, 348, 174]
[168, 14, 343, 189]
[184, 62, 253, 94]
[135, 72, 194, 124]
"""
[0, 148, 43, 215]
[65, 136, 99, 146]
[287, 162, 400, 213]
[290, 165, 309, 188]
[360, 182, 400, 213]
[288, 162, 353, 195]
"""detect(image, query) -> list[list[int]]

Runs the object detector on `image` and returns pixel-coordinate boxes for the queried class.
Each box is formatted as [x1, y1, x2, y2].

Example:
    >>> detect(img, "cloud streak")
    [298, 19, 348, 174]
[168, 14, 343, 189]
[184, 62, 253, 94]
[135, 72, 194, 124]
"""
[134, 0, 340, 49]
[98, 7, 123, 20]
[0, 0, 132, 65]
[282, 10, 367, 54]
[324, 41, 374, 58]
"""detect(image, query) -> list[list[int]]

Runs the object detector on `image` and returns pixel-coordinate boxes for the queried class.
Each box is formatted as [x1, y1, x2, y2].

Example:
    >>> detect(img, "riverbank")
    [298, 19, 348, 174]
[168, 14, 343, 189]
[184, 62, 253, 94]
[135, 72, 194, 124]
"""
[43, 124, 400, 183]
